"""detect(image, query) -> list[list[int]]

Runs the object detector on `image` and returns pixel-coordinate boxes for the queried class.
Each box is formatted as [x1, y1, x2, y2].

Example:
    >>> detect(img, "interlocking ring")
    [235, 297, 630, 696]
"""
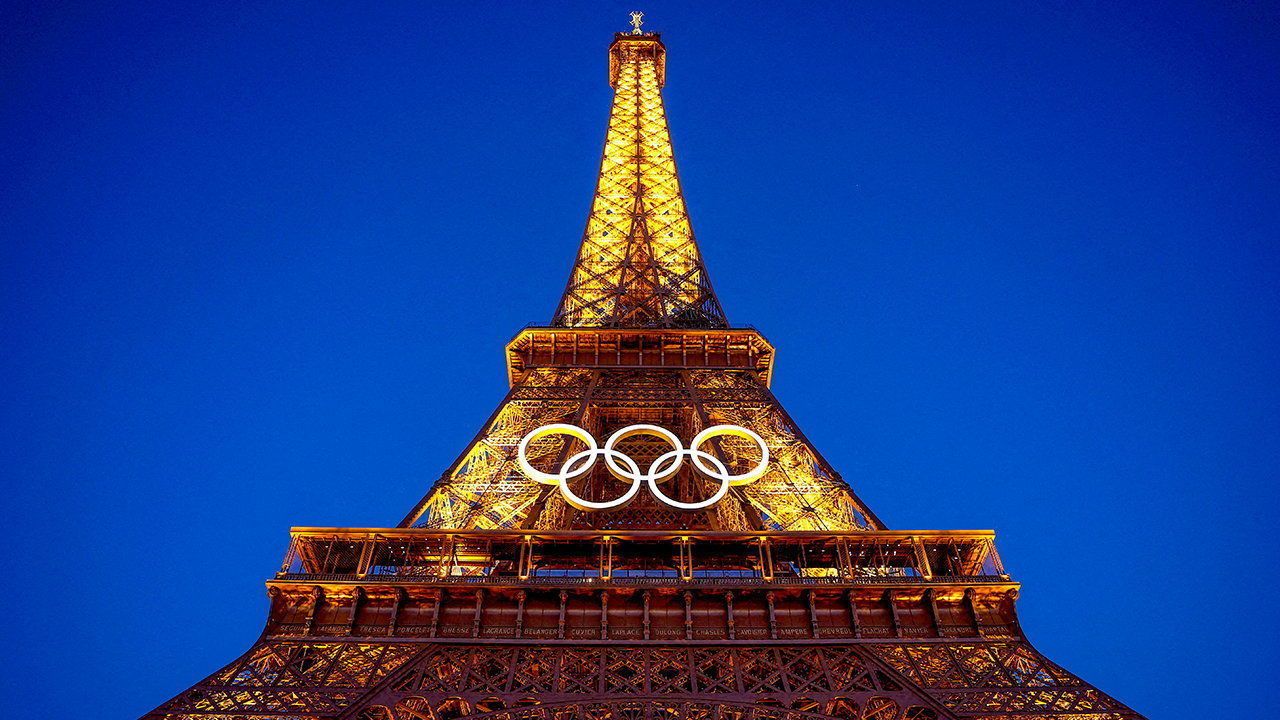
[516, 423, 769, 511]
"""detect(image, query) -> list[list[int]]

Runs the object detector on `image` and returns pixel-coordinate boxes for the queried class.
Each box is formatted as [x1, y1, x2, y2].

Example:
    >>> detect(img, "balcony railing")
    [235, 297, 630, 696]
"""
[274, 528, 1010, 587]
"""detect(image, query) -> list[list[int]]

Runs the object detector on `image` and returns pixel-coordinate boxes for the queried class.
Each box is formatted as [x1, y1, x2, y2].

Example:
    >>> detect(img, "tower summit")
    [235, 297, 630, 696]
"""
[397, 24, 880, 535]
[554, 28, 724, 329]
[146, 19, 1144, 720]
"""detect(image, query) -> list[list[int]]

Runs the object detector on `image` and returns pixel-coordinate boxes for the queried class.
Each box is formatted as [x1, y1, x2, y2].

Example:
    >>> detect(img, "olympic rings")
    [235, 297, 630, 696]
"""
[515, 423, 769, 511]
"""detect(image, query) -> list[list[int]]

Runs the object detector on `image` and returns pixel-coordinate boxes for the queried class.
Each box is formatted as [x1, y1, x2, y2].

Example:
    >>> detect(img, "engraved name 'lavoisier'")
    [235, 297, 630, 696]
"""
[516, 424, 769, 511]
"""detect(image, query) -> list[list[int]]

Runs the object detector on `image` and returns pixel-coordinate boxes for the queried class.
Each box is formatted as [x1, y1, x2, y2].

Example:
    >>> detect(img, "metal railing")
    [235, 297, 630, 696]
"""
[274, 528, 1011, 587]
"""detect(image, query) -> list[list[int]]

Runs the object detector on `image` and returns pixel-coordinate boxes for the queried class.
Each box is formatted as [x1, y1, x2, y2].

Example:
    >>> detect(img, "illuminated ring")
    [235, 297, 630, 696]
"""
[514, 423, 770, 511]
[516, 423, 596, 486]
[689, 424, 770, 486]
[604, 424, 683, 483]
[647, 449, 731, 510]
[558, 448, 643, 511]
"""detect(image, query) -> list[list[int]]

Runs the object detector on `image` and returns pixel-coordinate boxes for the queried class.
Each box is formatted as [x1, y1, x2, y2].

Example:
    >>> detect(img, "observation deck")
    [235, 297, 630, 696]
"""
[506, 327, 775, 387]
[263, 528, 1021, 643]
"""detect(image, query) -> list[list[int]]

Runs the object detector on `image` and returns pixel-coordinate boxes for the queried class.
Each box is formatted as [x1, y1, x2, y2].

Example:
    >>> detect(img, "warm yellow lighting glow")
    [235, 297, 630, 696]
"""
[553, 35, 725, 329]
[403, 37, 879, 534]
[514, 423, 768, 512]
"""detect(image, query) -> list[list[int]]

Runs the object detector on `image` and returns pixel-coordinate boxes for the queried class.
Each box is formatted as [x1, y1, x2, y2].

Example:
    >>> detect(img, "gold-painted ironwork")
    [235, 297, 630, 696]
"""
[400, 366, 883, 532]
[145, 19, 1144, 720]
[553, 32, 724, 329]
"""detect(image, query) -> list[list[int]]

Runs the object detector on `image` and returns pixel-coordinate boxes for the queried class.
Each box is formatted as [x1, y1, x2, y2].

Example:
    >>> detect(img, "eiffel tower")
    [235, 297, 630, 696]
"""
[145, 22, 1144, 720]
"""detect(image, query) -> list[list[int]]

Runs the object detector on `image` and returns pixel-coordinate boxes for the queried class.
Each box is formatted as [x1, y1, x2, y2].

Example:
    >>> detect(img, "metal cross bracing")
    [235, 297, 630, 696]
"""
[399, 366, 882, 533]
[144, 25, 1145, 720]
[147, 634, 1135, 720]
[145, 528, 1139, 720]
[552, 33, 725, 329]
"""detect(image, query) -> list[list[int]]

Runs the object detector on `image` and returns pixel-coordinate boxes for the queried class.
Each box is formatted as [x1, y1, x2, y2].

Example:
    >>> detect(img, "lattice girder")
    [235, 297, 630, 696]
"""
[337, 642, 952, 720]
[553, 33, 726, 329]
[146, 636, 1139, 720]
[400, 368, 879, 532]
[143, 26, 1144, 720]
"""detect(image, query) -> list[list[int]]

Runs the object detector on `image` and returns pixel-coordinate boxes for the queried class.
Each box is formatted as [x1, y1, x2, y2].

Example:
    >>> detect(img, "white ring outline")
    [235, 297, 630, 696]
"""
[559, 447, 642, 511]
[646, 449, 730, 510]
[514, 423, 770, 511]
[517, 423, 596, 486]
[691, 424, 770, 486]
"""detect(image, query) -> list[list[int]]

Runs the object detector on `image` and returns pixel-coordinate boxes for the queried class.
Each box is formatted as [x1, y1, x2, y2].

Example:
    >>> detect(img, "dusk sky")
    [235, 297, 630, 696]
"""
[3, 2, 1278, 718]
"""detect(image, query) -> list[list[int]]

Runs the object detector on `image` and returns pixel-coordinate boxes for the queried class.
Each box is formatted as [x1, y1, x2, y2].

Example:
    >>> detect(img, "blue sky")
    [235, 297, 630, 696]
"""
[3, 2, 1278, 718]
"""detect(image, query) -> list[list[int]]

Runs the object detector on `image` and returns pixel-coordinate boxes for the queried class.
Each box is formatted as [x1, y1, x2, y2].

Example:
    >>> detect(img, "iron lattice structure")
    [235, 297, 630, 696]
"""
[552, 32, 724, 329]
[146, 30, 1143, 720]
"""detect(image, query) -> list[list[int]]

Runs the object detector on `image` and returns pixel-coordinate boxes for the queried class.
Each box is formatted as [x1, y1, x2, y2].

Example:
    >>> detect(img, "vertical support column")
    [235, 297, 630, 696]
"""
[1008, 589, 1024, 634]
[278, 534, 300, 577]
[924, 588, 943, 637]
[988, 538, 1008, 576]
[885, 590, 902, 638]
[836, 537, 854, 579]
[518, 537, 534, 580]
[677, 537, 694, 581]
[847, 589, 862, 638]
[965, 588, 984, 637]
[683, 591, 693, 640]
[356, 538, 376, 579]
[557, 590, 568, 640]
[758, 538, 774, 581]
[346, 587, 362, 635]
[318, 537, 336, 574]
[266, 587, 281, 632]
[725, 591, 736, 640]
[302, 587, 321, 636]
[600, 537, 614, 581]
[438, 535, 456, 578]
[471, 590, 485, 638]
[765, 591, 778, 640]
[912, 536, 933, 579]
[642, 590, 651, 641]
[515, 590, 527, 639]
[807, 590, 821, 638]
[600, 592, 609, 639]
[388, 588, 405, 636]
[429, 590, 443, 639]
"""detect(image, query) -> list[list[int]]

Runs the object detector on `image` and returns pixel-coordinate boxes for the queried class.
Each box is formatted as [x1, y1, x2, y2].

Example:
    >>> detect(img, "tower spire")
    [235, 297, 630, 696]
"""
[552, 31, 727, 329]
